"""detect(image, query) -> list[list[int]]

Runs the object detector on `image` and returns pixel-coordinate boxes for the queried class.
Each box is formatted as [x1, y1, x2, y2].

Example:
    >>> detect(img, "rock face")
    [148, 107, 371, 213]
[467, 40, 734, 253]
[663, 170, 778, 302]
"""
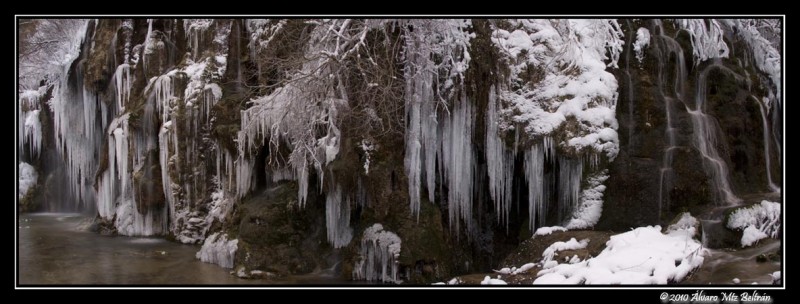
[599, 19, 781, 230]
[18, 18, 781, 283]
[230, 182, 331, 275]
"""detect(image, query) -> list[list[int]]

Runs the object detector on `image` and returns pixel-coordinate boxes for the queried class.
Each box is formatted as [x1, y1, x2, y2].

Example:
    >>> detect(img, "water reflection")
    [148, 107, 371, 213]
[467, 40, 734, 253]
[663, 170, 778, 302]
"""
[18, 213, 349, 285]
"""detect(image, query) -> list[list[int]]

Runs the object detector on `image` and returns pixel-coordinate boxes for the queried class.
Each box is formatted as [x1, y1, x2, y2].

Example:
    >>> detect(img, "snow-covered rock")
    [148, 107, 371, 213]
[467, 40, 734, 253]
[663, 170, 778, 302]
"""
[534, 225, 704, 284]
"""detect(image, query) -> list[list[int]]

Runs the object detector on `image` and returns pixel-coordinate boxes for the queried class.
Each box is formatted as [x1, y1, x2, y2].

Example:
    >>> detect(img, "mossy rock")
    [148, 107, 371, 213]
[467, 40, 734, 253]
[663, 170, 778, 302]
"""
[18, 184, 40, 213]
[231, 182, 332, 276]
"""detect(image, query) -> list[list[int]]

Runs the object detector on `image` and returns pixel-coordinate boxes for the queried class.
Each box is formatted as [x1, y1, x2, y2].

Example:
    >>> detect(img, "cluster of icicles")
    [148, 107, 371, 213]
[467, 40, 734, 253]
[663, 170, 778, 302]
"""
[18, 18, 782, 281]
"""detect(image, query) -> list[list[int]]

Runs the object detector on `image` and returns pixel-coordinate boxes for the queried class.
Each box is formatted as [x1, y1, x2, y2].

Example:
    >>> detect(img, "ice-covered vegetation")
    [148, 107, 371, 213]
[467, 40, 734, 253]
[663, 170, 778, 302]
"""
[727, 200, 781, 247]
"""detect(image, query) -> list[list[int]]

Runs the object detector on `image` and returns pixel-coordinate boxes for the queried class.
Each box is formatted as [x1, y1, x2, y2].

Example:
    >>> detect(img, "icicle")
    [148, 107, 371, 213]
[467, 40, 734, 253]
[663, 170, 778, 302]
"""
[159, 121, 175, 217]
[114, 63, 131, 111]
[297, 161, 309, 207]
[441, 95, 474, 233]
[203, 83, 222, 123]
[325, 185, 353, 248]
[22, 110, 42, 157]
[154, 75, 173, 123]
[235, 155, 254, 199]
[97, 132, 116, 220]
[404, 79, 423, 219]
[524, 144, 545, 231]
[403, 33, 435, 220]
[676, 19, 730, 62]
[143, 19, 153, 75]
[113, 127, 127, 190]
[97, 109, 168, 237]
[352, 224, 401, 283]
[486, 86, 514, 227]
[421, 100, 438, 204]
[82, 86, 96, 142]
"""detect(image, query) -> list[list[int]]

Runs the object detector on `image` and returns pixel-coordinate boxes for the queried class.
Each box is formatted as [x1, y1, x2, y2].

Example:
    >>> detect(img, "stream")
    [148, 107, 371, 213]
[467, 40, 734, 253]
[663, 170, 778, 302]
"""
[17, 213, 350, 285]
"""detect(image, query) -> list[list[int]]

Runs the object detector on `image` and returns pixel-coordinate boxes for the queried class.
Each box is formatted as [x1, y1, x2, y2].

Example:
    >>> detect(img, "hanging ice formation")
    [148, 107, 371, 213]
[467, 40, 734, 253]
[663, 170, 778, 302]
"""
[401, 20, 473, 230]
[237, 20, 377, 251]
[485, 19, 623, 232]
[22, 19, 783, 278]
[19, 90, 43, 158]
[485, 87, 514, 228]
[326, 185, 353, 249]
[676, 19, 730, 63]
[352, 224, 402, 283]
[90, 20, 234, 238]
[46, 20, 102, 211]
[237, 20, 352, 209]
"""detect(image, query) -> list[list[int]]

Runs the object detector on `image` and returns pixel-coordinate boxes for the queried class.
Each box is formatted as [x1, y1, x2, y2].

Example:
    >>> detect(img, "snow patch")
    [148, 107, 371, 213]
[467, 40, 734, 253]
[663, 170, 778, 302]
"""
[542, 238, 589, 264]
[534, 226, 568, 237]
[481, 276, 508, 285]
[493, 19, 622, 160]
[534, 225, 704, 284]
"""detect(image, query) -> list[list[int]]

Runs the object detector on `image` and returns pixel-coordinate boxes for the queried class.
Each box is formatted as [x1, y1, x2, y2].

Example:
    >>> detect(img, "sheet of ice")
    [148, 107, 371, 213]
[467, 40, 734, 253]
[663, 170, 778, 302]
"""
[196, 232, 239, 269]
